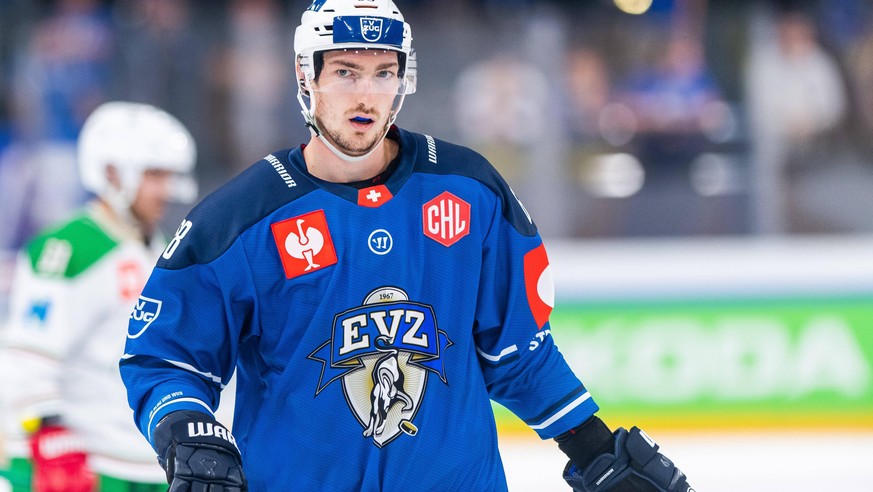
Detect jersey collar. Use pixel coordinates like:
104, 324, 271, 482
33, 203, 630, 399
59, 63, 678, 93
287, 126, 418, 207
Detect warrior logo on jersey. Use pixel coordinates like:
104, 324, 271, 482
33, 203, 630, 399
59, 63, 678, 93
271, 210, 338, 279
308, 287, 453, 447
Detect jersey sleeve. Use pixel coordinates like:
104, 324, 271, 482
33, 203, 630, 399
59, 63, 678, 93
120, 226, 256, 446
473, 189, 599, 440
0, 220, 117, 427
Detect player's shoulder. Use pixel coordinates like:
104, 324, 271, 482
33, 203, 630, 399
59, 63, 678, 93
399, 128, 491, 174
158, 149, 318, 269
25, 213, 118, 278
399, 129, 536, 236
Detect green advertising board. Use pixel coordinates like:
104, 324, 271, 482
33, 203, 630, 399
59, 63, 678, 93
495, 296, 873, 434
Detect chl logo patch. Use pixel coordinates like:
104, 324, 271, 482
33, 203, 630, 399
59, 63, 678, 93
308, 287, 453, 448
271, 210, 337, 279
523, 244, 554, 329
422, 192, 470, 247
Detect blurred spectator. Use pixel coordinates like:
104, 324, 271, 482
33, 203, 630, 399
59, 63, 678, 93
218, 0, 298, 172
563, 46, 613, 144
455, 53, 550, 146
453, 53, 550, 181
1, 0, 112, 252
115, 0, 218, 193
745, 10, 848, 233
561, 45, 629, 236
12, 0, 113, 143
611, 28, 730, 187
617, 30, 726, 138
849, 26, 873, 148
589, 28, 737, 236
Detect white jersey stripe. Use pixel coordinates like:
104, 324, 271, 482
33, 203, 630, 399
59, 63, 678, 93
146, 397, 213, 441
529, 392, 591, 430
165, 359, 225, 386
475, 344, 518, 362
121, 355, 225, 386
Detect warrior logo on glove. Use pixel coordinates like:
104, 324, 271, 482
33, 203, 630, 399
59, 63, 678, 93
308, 287, 453, 447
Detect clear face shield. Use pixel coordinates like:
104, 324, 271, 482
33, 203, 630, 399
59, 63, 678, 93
296, 47, 417, 161
302, 48, 417, 96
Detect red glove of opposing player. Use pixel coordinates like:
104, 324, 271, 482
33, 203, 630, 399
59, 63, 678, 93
29, 425, 96, 492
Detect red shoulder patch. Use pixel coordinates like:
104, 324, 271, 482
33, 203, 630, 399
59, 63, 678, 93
523, 244, 554, 329
271, 210, 337, 279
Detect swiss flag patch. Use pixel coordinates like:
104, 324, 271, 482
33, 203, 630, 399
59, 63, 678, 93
358, 185, 392, 207
271, 210, 337, 279
523, 244, 554, 329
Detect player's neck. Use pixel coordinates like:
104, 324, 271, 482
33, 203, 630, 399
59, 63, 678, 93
92, 199, 153, 243
303, 137, 398, 184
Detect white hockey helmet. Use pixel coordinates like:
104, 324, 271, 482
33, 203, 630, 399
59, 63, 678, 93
78, 101, 197, 213
293, 0, 417, 161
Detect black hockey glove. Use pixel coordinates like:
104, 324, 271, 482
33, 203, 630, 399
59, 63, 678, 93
153, 410, 247, 492
557, 417, 693, 492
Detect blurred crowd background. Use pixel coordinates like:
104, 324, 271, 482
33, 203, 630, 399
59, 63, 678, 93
1, 0, 873, 302
1, 2, 873, 486
2, 0, 873, 248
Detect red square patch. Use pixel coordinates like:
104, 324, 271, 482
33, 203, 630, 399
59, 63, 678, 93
271, 210, 337, 279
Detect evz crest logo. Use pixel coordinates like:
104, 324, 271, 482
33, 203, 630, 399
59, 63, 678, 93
360, 17, 384, 42
308, 287, 453, 447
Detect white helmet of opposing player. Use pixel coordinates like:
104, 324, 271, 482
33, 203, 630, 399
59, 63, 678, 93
78, 101, 197, 219
294, 0, 417, 162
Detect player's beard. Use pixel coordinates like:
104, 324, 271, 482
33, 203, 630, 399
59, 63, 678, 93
326, 125, 384, 156
316, 103, 389, 157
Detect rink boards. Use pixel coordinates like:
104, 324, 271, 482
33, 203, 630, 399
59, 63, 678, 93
494, 236, 873, 434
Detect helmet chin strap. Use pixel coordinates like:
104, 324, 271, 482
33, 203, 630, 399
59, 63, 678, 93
297, 87, 406, 164
314, 124, 388, 163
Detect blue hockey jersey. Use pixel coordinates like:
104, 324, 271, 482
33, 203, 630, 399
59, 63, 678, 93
121, 128, 599, 491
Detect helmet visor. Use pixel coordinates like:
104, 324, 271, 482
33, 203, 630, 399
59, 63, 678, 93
309, 49, 415, 95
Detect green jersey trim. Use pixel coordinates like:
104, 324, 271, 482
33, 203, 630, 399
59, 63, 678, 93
26, 215, 120, 279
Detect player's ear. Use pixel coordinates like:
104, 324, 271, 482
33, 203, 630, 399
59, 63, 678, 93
105, 164, 122, 191
295, 56, 310, 97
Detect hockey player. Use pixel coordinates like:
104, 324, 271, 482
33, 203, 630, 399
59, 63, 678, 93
120, 1, 694, 491
0, 101, 196, 492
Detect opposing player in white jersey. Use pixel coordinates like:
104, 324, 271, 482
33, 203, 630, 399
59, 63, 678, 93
0, 102, 196, 492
